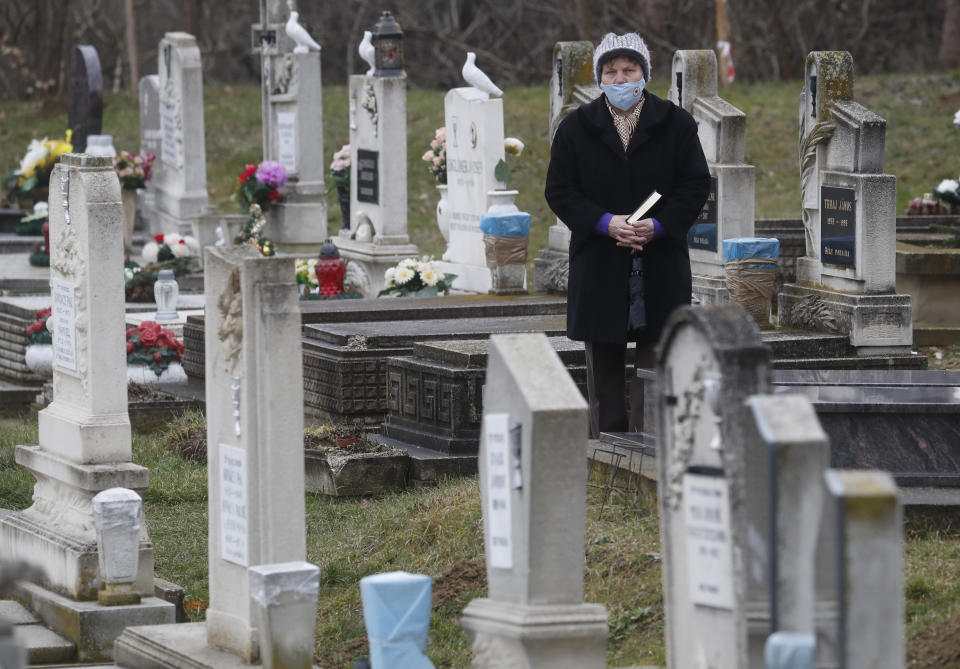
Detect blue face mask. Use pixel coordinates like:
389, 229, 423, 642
601, 80, 646, 111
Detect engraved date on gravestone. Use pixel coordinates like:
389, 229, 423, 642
357, 149, 379, 204
683, 470, 734, 610
483, 412, 513, 570
688, 176, 718, 252
821, 186, 855, 268
219, 443, 248, 566
52, 278, 78, 373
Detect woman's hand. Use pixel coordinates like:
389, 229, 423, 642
609, 215, 654, 250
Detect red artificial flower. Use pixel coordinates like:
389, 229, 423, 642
126, 327, 138, 338
267, 189, 280, 202
126, 341, 135, 353
139, 328, 157, 348
154, 233, 165, 243
154, 352, 162, 361
36, 307, 51, 319
239, 164, 258, 184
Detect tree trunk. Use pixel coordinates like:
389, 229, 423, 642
939, 0, 960, 69
124, 0, 138, 91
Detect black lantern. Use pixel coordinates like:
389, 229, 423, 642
371, 11, 404, 76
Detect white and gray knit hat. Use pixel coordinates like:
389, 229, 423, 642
593, 32, 651, 84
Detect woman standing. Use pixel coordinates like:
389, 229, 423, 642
545, 32, 710, 438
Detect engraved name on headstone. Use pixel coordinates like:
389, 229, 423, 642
820, 185, 855, 268
356, 149, 379, 204
689, 176, 719, 251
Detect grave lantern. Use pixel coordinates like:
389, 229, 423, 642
371, 11, 404, 76
316, 239, 346, 297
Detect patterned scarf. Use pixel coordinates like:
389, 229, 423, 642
605, 94, 645, 150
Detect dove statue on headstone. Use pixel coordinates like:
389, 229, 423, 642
462, 52, 503, 97
285, 11, 321, 54
359, 30, 375, 76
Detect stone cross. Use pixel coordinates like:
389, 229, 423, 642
668, 50, 755, 305
461, 333, 607, 668
137, 74, 161, 232
0, 154, 153, 600
533, 40, 598, 295
68, 45, 103, 154
655, 304, 770, 668
435, 83, 508, 293
778, 51, 911, 351
254, 0, 327, 253
153, 32, 209, 236
336, 17, 418, 296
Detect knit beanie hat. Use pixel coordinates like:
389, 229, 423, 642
593, 32, 651, 84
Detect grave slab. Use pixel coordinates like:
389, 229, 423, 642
14, 624, 75, 665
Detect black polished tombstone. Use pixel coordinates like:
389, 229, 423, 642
68, 45, 103, 154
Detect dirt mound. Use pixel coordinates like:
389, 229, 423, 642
909, 612, 960, 668
432, 558, 487, 611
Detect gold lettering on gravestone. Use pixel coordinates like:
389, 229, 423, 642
820, 185, 856, 268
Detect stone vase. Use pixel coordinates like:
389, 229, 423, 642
127, 361, 188, 385
24, 343, 54, 379
121, 188, 137, 258
486, 188, 520, 213
436, 184, 451, 242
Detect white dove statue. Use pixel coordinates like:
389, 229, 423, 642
462, 52, 502, 97
285, 11, 321, 54
359, 30, 375, 75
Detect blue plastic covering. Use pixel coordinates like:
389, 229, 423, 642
722, 237, 780, 261
764, 632, 816, 669
360, 571, 435, 669
479, 211, 531, 237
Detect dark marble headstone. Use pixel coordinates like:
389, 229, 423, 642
68, 45, 103, 154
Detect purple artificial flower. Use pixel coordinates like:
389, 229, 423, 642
255, 160, 288, 188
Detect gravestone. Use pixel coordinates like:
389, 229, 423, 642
817, 470, 904, 668
138, 74, 161, 231
460, 333, 607, 668
337, 13, 418, 295
778, 52, 912, 352
0, 155, 173, 660
532, 40, 598, 294
655, 304, 770, 668
152, 32, 209, 236
668, 50, 755, 305
254, 1, 327, 253
68, 45, 103, 154
435, 78, 509, 293
115, 246, 308, 665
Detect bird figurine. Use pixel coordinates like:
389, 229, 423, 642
359, 30, 375, 75
285, 11, 321, 54
461, 52, 502, 97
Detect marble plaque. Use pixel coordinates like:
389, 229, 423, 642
483, 412, 513, 569
219, 443, 249, 566
688, 176, 718, 251
357, 149, 379, 204
276, 111, 297, 174
51, 278, 77, 373
821, 185, 855, 268
683, 470, 734, 610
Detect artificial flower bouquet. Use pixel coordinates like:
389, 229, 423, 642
234, 203, 275, 256
378, 256, 456, 297
114, 150, 156, 190
494, 136, 525, 184
126, 321, 184, 377
25, 307, 52, 345
933, 178, 960, 211
906, 193, 948, 216
421, 127, 446, 184
4, 130, 73, 205
295, 258, 319, 294
329, 144, 351, 191
141, 233, 200, 265
235, 160, 287, 212
126, 233, 200, 302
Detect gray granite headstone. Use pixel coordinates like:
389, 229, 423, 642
68, 45, 103, 154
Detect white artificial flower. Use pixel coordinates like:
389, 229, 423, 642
504, 137, 525, 157
19, 139, 49, 174
421, 268, 439, 287
395, 266, 415, 285
141, 241, 159, 264
170, 241, 191, 258
418, 260, 435, 276
399, 257, 418, 270
163, 232, 183, 247
183, 235, 200, 254
954, 109, 960, 127
33, 201, 48, 216
935, 179, 960, 195
384, 266, 397, 286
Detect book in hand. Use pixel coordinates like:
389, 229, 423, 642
627, 191, 661, 223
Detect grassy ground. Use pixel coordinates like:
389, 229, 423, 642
3, 401, 960, 668
2, 71, 959, 268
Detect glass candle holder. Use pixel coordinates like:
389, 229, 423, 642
154, 269, 179, 321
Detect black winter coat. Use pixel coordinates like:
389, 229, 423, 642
545, 92, 710, 344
